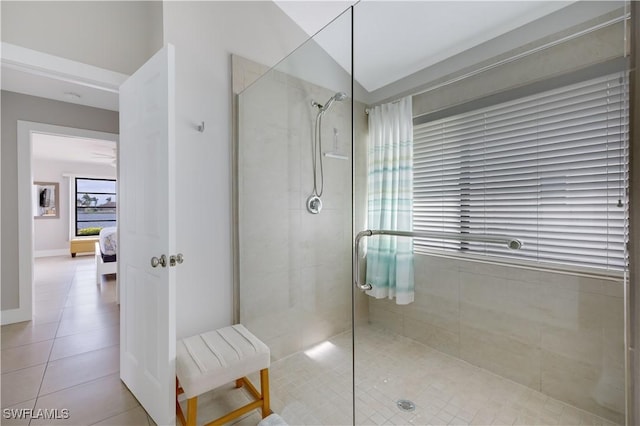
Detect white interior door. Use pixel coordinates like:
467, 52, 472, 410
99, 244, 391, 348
119, 44, 176, 426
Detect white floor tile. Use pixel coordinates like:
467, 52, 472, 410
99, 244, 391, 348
1, 257, 132, 426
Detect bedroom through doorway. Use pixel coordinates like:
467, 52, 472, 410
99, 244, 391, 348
14, 122, 119, 326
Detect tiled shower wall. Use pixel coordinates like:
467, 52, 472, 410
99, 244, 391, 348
368, 254, 625, 424
237, 61, 366, 360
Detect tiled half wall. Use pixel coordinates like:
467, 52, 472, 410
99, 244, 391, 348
368, 254, 625, 424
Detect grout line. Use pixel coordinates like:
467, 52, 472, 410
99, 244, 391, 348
0, 335, 57, 351
86, 404, 144, 426
47, 337, 120, 363
0, 359, 50, 375
53, 319, 120, 340
34, 357, 120, 399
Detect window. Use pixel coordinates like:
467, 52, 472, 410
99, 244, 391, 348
75, 178, 117, 236
413, 72, 628, 272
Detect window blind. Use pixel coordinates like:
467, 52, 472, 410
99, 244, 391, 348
413, 72, 629, 272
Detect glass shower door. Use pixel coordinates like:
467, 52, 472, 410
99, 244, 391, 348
352, 1, 630, 425
236, 8, 354, 425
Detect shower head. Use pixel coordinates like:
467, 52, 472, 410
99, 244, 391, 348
319, 92, 348, 113
333, 92, 348, 101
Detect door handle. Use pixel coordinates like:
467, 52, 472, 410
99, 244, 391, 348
151, 255, 167, 268
169, 253, 184, 267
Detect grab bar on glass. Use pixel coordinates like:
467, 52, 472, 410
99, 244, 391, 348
353, 229, 523, 291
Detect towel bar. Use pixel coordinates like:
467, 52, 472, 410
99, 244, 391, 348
353, 229, 522, 291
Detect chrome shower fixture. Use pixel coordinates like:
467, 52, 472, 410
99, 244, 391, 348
307, 91, 348, 215
320, 91, 348, 113
311, 92, 348, 114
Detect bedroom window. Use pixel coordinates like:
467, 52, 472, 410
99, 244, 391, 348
412, 71, 629, 272
75, 177, 117, 236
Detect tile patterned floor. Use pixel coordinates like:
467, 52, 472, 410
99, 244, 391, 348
263, 327, 623, 426
3, 256, 624, 425
1, 256, 154, 426
191, 326, 623, 425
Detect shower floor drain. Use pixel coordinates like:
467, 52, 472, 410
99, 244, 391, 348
396, 399, 416, 412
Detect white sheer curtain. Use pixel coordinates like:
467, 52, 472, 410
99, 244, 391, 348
365, 96, 414, 304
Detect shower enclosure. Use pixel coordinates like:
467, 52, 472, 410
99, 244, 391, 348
235, 2, 632, 425
234, 10, 357, 424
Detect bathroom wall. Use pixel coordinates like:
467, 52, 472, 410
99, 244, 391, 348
1, 1, 163, 75
411, 17, 625, 120
372, 2, 625, 107
238, 67, 352, 360
368, 256, 625, 423
162, 1, 310, 338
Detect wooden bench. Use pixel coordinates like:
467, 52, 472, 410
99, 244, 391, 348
70, 237, 99, 257
176, 324, 271, 426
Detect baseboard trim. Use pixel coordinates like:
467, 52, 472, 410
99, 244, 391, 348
35, 249, 69, 258
1, 307, 31, 325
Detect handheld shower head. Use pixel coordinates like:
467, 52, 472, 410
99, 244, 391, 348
333, 92, 348, 101
319, 92, 348, 113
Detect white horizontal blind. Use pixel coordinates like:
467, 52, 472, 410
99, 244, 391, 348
413, 72, 629, 271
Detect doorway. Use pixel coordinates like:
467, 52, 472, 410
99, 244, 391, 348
14, 121, 118, 324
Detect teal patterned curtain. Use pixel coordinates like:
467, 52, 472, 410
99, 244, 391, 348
365, 96, 414, 304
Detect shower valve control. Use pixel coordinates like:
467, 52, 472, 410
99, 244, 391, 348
306, 195, 323, 214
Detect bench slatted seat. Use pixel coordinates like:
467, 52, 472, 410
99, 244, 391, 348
176, 324, 271, 426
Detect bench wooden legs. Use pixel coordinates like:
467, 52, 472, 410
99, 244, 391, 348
176, 378, 197, 426
176, 368, 271, 426
176, 378, 188, 426
260, 368, 270, 419
186, 398, 198, 426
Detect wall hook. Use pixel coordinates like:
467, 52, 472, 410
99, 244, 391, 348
197, 121, 205, 133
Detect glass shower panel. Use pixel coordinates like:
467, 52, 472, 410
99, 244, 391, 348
353, 1, 629, 425
236, 8, 354, 425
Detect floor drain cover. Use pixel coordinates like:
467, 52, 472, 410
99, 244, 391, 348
396, 399, 416, 412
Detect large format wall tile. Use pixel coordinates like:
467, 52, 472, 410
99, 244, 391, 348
541, 325, 602, 366
460, 322, 541, 389
239, 63, 356, 361
541, 350, 624, 424
403, 315, 459, 357
460, 301, 540, 347
369, 299, 404, 335
405, 291, 459, 333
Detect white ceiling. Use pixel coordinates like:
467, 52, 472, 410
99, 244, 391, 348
2, 1, 606, 112
32, 133, 117, 166
274, 1, 355, 36
1, 43, 125, 111
276, 1, 575, 93
2, 65, 120, 111
354, 1, 575, 92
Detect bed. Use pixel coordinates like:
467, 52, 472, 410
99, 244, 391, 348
95, 226, 117, 284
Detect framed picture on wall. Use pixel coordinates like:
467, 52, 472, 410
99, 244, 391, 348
34, 181, 59, 219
